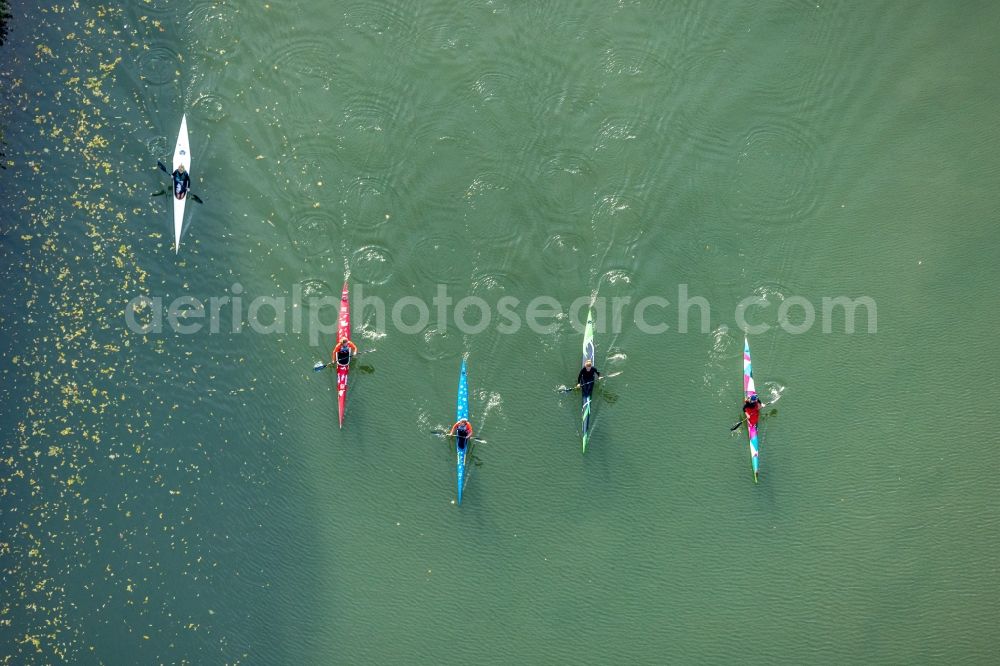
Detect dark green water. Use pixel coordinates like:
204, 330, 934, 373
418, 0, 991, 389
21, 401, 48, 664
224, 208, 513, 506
2, 1, 999, 663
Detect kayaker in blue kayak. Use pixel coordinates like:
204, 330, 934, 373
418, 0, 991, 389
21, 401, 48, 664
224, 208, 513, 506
335, 337, 358, 366
172, 164, 190, 199
450, 418, 473, 450
577, 358, 601, 399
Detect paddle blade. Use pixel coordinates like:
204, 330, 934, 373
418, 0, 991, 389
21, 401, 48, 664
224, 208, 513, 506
151, 189, 166, 197
313, 361, 328, 372
730, 421, 743, 431
157, 160, 169, 174
190, 193, 204, 204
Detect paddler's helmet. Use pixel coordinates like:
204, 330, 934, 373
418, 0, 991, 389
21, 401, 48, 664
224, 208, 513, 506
749, 394, 758, 403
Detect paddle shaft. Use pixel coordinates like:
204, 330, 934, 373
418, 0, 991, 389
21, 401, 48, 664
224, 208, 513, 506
431, 430, 487, 445
313, 348, 372, 371
731, 405, 768, 431
560, 374, 610, 393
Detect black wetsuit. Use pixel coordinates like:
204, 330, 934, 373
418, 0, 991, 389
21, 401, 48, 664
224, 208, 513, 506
336, 345, 352, 366
577, 366, 601, 399
173, 169, 190, 198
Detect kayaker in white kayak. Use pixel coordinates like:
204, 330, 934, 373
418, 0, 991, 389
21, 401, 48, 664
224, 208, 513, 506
450, 418, 474, 450
154, 161, 203, 203
172, 163, 190, 199
576, 358, 601, 399
335, 337, 358, 366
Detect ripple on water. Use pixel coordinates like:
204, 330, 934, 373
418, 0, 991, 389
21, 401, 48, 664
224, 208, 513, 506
188, 1, 242, 59
671, 229, 735, 284
673, 99, 735, 167
190, 91, 228, 123
471, 70, 523, 105
343, 0, 415, 38
399, 107, 479, 174
595, 266, 639, 313
286, 210, 337, 260
146, 135, 169, 159
703, 324, 736, 401
416, 325, 459, 362
405, 231, 466, 286
341, 176, 400, 232
405, 18, 473, 67
594, 113, 643, 157
735, 279, 812, 332
669, 3, 744, 83
267, 35, 339, 83
533, 148, 600, 220
337, 130, 397, 173
462, 171, 532, 249
601, 39, 674, 80
351, 244, 395, 286
592, 190, 646, 249
541, 231, 589, 276
300, 278, 334, 304
533, 84, 600, 128
752, 0, 856, 108
599, 267, 635, 289
342, 86, 408, 134
470, 267, 524, 302
276, 135, 342, 206
725, 119, 821, 227
138, 44, 180, 86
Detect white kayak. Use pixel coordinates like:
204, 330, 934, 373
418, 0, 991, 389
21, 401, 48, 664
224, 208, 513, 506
172, 114, 191, 253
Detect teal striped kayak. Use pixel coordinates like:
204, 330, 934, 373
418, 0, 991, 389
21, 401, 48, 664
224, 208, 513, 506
581, 310, 595, 453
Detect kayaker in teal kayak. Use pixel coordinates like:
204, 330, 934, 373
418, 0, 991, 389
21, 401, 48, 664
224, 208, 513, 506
576, 359, 601, 399
742, 393, 765, 426
450, 418, 474, 450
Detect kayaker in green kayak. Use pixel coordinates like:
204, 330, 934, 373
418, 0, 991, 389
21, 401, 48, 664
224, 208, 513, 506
577, 358, 601, 399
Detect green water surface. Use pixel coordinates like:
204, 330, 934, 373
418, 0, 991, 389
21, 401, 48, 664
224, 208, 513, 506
2, 1, 999, 663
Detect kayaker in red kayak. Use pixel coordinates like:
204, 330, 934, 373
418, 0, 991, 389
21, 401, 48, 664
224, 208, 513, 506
577, 358, 602, 399
334, 337, 358, 366
742, 393, 765, 426
450, 418, 473, 450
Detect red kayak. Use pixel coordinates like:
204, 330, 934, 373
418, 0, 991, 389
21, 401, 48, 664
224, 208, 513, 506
331, 281, 351, 428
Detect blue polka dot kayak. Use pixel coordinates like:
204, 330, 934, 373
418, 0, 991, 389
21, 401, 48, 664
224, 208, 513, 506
743, 337, 761, 482
455, 358, 470, 504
